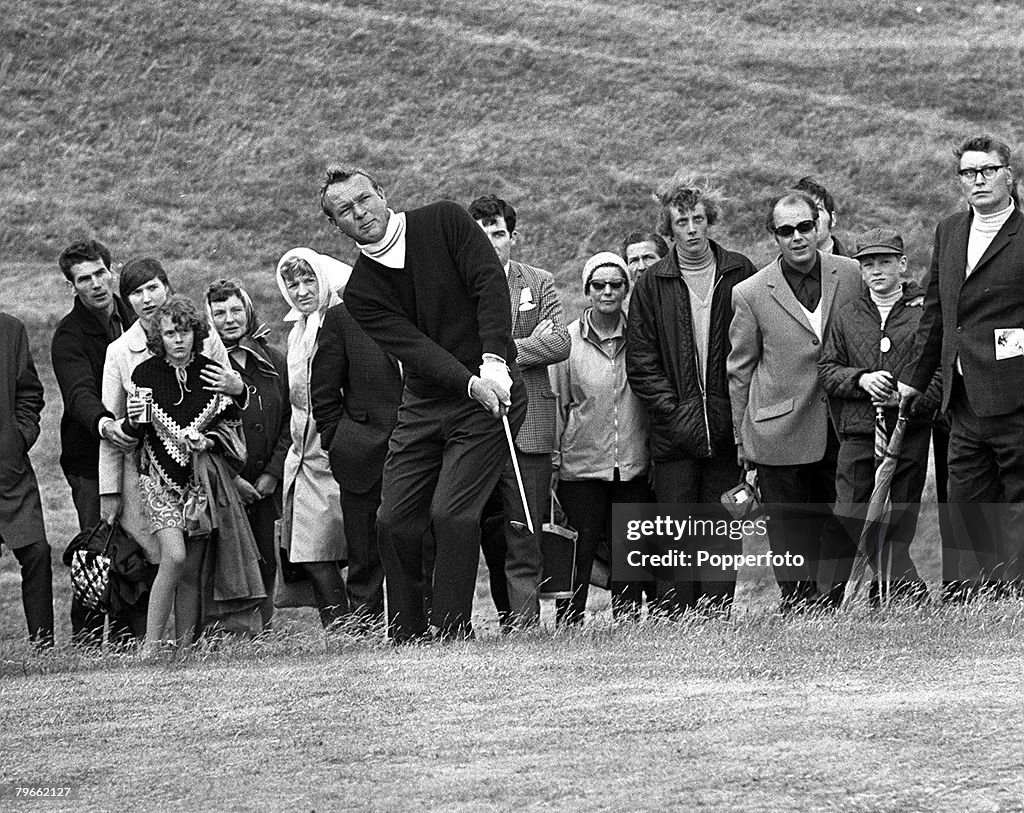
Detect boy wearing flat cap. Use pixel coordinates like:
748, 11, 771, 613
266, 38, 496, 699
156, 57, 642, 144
818, 228, 940, 604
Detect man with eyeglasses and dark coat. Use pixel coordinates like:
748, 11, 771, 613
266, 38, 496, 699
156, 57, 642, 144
898, 134, 1024, 600
727, 191, 861, 612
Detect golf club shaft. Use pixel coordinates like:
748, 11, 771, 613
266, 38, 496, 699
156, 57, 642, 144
502, 414, 535, 535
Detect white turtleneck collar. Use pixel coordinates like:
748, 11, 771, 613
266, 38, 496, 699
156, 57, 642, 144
870, 285, 902, 328
967, 202, 1015, 274
359, 209, 407, 269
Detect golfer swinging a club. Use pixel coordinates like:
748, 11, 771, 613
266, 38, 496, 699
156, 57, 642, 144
320, 165, 526, 643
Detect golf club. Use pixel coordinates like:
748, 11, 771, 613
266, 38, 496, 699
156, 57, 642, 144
502, 413, 535, 535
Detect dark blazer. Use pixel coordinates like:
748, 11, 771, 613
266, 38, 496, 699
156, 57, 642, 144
0, 312, 46, 548
311, 303, 404, 495
51, 295, 136, 478
904, 207, 1024, 416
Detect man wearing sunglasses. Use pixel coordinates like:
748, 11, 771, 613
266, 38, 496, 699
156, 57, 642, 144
728, 191, 861, 612
898, 134, 1024, 600
626, 182, 756, 614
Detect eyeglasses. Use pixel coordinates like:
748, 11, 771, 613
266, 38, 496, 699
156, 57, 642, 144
772, 220, 817, 239
957, 165, 1006, 182
589, 280, 626, 291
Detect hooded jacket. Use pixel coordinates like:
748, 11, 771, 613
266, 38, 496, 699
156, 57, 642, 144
625, 240, 756, 462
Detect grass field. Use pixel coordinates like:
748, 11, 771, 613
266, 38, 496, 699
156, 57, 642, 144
3, 606, 1024, 811
4, 0, 1024, 809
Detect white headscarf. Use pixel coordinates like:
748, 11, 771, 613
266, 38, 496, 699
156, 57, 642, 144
275, 247, 352, 360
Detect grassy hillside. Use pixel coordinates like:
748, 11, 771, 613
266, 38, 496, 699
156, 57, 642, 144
1, 0, 1022, 642
4, 0, 1023, 285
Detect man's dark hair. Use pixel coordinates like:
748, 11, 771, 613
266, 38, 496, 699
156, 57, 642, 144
657, 184, 722, 237
144, 295, 209, 358
319, 164, 383, 223
954, 134, 1020, 208
955, 133, 1012, 166
468, 195, 517, 234
119, 257, 172, 302
764, 191, 819, 233
793, 176, 836, 216
620, 231, 669, 261
58, 240, 112, 281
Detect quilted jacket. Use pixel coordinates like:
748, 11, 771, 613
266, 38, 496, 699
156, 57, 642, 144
819, 280, 942, 435
626, 241, 756, 462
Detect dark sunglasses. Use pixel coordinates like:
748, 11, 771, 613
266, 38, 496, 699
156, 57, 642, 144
589, 279, 626, 291
773, 219, 817, 239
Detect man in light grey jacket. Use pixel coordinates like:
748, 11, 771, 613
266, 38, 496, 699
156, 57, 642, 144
728, 191, 861, 611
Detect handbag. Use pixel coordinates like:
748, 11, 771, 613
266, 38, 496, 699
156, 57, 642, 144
183, 453, 213, 537
539, 489, 578, 599
63, 521, 116, 612
183, 487, 212, 537
721, 471, 762, 520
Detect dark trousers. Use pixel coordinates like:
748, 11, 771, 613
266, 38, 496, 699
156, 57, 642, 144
376, 385, 526, 641
757, 427, 854, 609
245, 494, 279, 627
3, 537, 54, 647
932, 414, 964, 598
832, 423, 930, 598
555, 473, 654, 625
340, 483, 386, 620
245, 494, 279, 594
66, 473, 144, 646
479, 451, 550, 629
653, 449, 741, 613
945, 376, 1024, 589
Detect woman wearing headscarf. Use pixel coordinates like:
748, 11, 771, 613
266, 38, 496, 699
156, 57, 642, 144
550, 252, 654, 626
276, 247, 351, 628
207, 278, 290, 629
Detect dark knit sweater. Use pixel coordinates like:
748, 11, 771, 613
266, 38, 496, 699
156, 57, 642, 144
343, 200, 517, 399
128, 353, 239, 494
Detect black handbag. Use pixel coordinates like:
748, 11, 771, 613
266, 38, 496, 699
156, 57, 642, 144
62, 521, 116, 612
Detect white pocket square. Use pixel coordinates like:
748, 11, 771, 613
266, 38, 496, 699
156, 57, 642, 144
518, 287, 536, 311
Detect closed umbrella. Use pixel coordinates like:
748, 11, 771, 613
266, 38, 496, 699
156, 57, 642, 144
843, 403, 908, 607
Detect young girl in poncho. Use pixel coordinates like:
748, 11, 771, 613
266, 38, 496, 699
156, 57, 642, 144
125, 295, 243, 657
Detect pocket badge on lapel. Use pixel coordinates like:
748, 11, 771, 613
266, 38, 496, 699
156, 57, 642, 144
519, 287, 537, 312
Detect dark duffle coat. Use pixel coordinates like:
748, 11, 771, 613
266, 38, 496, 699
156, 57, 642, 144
0, 312, 46, 549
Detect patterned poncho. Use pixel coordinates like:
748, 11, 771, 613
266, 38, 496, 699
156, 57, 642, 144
129, 353, 240, 494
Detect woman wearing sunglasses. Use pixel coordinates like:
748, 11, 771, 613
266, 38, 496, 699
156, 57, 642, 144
550, 252, 653, 625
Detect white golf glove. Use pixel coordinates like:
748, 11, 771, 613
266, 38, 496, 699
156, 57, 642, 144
479, 353, 512, 397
